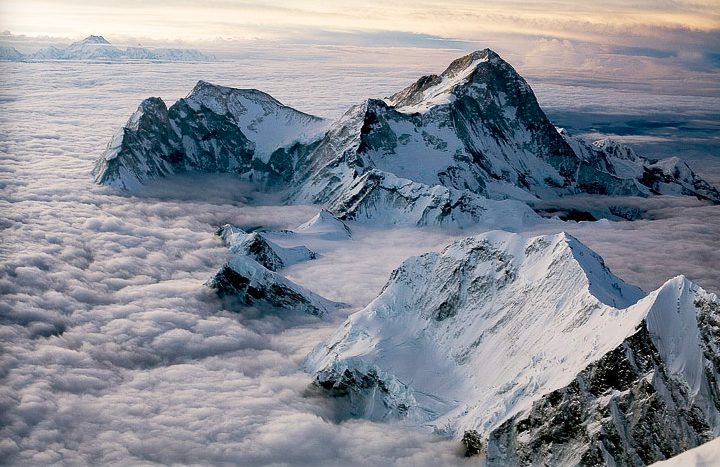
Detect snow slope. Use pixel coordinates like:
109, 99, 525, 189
650, 438, 720, 466
294, 209, 353, 240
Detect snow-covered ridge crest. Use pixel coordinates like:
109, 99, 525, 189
307, 231, 720, 464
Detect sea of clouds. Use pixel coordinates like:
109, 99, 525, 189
0, 56, 718, 465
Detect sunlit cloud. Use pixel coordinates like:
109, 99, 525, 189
1, 0, 718, 46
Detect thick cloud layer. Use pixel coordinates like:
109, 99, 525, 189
0, 59, 718, 465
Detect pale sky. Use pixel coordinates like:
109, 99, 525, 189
1, 0, 718, 47
2, 0, 718, 95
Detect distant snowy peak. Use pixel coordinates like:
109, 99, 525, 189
17, 35, 214, 62
71, 35, 111, 46
92, 80, 329, 190
0, 46, 24, 61
307, 231, 720, 464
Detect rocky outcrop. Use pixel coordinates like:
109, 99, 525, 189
206, 255, 337, 316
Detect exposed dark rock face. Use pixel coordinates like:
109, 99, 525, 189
486, 322, 720, 466
462, 430, 485, 457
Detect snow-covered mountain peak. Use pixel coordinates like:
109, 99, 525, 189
71, 35, 111, 46
181, 79, 329, 160
387, 48, 526, 114
187, 80, 282, 109
307, 231, 720, 462
93, 80, 331, 189
294, 209, 352, 239
437, 231, 644, 308
440, 48, 500, 78
217, 224, 317, 271
95, 50, 720, 214
206, 254, 339, 316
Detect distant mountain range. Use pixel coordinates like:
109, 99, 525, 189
0, 35, 214, 62
92, 49, 719, 227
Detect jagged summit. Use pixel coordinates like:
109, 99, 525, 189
206, 254, 338, 316
72, 35, 111, 46
386, 48, 527, 113
441, 48, 501, 76
307, 231, 720, 464
217, 224, 317, 271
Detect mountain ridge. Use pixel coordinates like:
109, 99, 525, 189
92, 49, 720, 226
